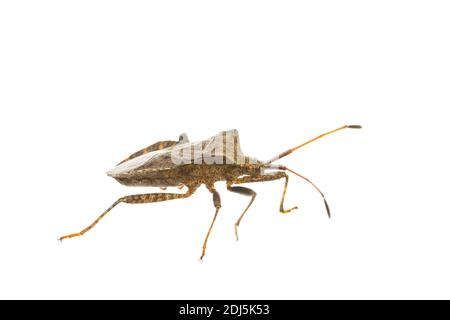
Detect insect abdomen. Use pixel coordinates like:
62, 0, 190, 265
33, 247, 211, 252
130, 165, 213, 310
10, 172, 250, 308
113, 176, 181, 187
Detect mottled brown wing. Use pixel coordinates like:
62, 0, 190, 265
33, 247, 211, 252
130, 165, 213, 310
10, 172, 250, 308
116, 133, 189, 165
155, 129, 248, 166
195, 129, 246, 164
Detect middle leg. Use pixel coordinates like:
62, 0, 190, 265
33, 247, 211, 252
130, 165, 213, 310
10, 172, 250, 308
226, 183, 256, 241
200, 184, 222, 260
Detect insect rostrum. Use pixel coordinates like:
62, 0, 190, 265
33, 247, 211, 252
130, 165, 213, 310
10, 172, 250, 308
59, 125, 361, 260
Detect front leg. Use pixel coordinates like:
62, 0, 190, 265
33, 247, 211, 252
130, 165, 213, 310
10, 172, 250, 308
226, 172, 298, 241
230, 172, 298, 214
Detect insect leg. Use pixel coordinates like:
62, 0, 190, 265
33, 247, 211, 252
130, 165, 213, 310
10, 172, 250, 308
225, 183, 256, 241
231, 172, 298, 214
200, 185, 222, 260
59, 186, 198, 241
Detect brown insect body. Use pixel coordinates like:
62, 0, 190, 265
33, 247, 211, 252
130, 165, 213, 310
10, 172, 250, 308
107, 129, 263, 188
60, 126, 361, 260
111, 163, 261, 188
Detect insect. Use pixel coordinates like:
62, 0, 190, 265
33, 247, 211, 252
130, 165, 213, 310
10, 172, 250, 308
59, 125, 361, 259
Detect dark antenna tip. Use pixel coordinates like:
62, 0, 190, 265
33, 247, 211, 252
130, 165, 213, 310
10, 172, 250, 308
324, 198, 331, 219
347, 125, 362, 129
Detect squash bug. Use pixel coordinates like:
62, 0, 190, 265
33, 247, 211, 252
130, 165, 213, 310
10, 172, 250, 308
59, 125, 362, 259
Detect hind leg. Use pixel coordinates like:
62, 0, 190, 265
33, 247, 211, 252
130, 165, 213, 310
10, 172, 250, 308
59, 186, 198, 241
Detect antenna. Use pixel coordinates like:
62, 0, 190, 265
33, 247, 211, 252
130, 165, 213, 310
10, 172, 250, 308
268, 164, 331, 218
267, 125, 362, 164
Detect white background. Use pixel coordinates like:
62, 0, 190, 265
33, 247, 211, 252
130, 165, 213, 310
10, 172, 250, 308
1, 1, 449, 299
